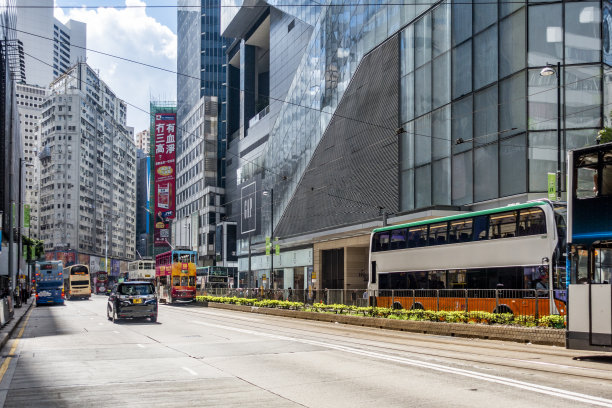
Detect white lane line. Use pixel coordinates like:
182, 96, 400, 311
137, 344, 144, 348
192, 319, 612, 408
98, 323, 103, 326
181, 367, 197, 376
113, 330, 120, 334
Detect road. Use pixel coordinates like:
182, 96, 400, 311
0, 296, 610, 407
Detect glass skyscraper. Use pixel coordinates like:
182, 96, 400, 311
222, 1, 611, 290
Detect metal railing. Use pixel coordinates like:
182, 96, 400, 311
196, 288, 566, 317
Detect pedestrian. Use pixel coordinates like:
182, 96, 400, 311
324, 288, 328, 304
351, 290, 357, 306
288, 287, 293, 301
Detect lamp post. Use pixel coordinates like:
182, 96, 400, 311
540, 62, 562, 201
263, 188, 274, 289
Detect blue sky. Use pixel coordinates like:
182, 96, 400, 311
54, 0, 178, 133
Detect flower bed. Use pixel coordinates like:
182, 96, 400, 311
195, 296, 566, 329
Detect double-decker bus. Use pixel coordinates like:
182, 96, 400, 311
127, 260, 155, 282
92, 271, 109, 294
368, 200, 567, 316
567, 142, 612, 351
34, 260, 64, 305
155, 250, 197, 303
63, 264, 91, 300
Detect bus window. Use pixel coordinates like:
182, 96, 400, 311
390, 228, 407, 250
448, 270, 466, 289
570, 247, 589, 284
172, 276, 180, 286
473, 215, 488, 241
181, 276, 188, 286
173, 253, 179, 263
189, 276, 195, 286
518, 208, 546, 236
489, 211, 516, 239
429, 222, 448, 246
373, 232, 390, 251
408, 226, 427, 247
451, 219, 473, 242
593, 248, 612, 284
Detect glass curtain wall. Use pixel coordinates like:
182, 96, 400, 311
400, 0, 603, 210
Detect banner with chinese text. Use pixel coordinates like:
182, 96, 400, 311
154, 113, 176, 247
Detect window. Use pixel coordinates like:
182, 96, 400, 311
450, 218, 473, 242
408, 226, 428, 247
390, 228, 407, 250
518, 208, 546, 236
473, 215, 488, 240
429, 222, 449, 245
372, 232, 390, 251
489, 211, 517, 239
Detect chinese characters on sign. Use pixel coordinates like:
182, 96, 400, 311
154, 113, 177, 247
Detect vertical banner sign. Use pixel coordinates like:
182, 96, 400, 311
23, 204, 30, 228
154, 113, 176, 247
265, 237, 271, 256
547, 172, 557, 201
275, 237, 280, 256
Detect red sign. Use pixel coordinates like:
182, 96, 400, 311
154, 113, 176, 247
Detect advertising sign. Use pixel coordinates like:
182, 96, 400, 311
56, 251, 75, 267
241, 181, 257, 234
547, 172, 557, 201
111, 259, 120, 276
154, 113, 176, 247
23, 204, 30, 228
77, 253, 90, 266
89, 256, 100, 272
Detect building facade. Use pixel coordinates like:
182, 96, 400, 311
175, 0, 233, 266
136, 148, 151, 257
39, 62, 136, 262
15, 83, 47, 240
222, 1, 611, 290
0, 0, 25, 289
16, 0, 86, 87
135, 129, 150, 154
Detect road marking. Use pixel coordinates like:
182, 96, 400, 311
137, 344, 144, 348
192, 319, 612, 408
0, 308, 34, 382
113, 331, 120, 334
181, 366, 197, 376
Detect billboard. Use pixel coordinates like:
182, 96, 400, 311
154, 113, 176, 247
89, 256, 100, 272
78, 253, 90, 266
111, 259, 120, 276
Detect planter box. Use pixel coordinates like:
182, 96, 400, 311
195, 301, 565, 346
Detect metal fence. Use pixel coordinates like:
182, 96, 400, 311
196, 288, 566, 317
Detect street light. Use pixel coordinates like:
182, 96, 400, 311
262, 188, 274, 288
540, 61, 562, 201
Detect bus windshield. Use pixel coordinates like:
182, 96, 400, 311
71, 266, 88, 275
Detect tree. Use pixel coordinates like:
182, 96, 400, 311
598, 127, 612, 144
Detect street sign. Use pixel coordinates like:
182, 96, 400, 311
547, 172, 557, 201
275, 237, 279, 255
265, 237, 271, 255
24, 204, 30, 228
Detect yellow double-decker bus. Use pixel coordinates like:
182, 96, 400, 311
155, 250, 196, 303
63, 264, 91, 300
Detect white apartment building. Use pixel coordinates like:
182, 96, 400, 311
16, 0, 86, 87
38, 63, 136, 260
15, 83, 47, 239
174, 96, 224, 264
134, 129, 150, 154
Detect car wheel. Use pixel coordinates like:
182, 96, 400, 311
112, 308, 118, 323
150, 314, 157, 323
107, 306, 112, 321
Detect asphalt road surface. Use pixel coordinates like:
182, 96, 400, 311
0, 295, 610, 407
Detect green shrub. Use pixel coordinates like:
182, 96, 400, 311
538, 314, 566, 328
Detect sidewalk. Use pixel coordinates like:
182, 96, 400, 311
0, 300, 33, 352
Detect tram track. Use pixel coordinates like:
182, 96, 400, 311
160, 303, 612, 383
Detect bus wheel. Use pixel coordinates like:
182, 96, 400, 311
392, 302, 403, 310
410, 303, 424, 310
493, 305, 513, 314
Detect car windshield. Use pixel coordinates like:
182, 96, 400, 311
118, 284, 154, 296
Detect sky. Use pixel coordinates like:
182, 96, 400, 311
54, 0, 178, 133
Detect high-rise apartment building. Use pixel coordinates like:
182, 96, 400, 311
222, 2, 610, 290
175, 0, 233, 265
39, 63, 136, 261
16, 83, 47, 240
135, 129, 150, 154
16, 0, 86, 87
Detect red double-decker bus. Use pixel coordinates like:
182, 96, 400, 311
155, 250, 197, 303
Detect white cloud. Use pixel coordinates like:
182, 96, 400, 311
55, 0, 177, 133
